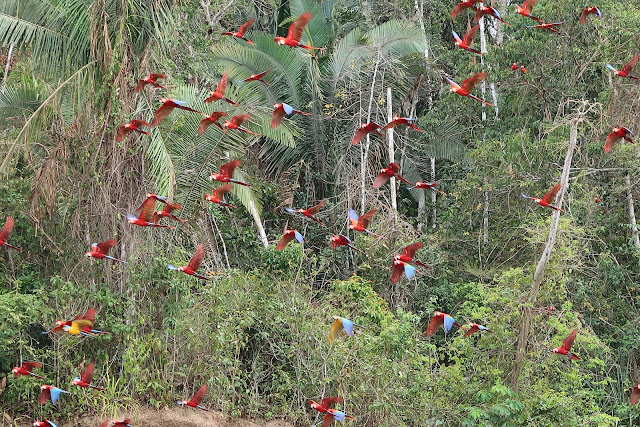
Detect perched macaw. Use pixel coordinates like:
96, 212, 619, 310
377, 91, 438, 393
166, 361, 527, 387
73, 362, 105, 390
127, 197, 176, 229
452, 26, 482, 55
382, 116, 423, 132
204, 73, 238, 104
178, 384, 211, 411
511, 62, 518, 71
33, 421, 58, 427
526, 21, 564, 33
205, 184, 237, 208
521, 182, 563, 212
271, 103, 310, 128
425, 311, 461, 336
515, 0, 543, 22
594, 196, 608, 215
155, 202, 187, 223
391, 259, 417, 283
631, 383, 640, 405
463, 322, 492, 337
135, 73, 166, 93
549, 329, 580, 360
100, 419, 132, 427
209, 160, 251, 186
330, 235, 362, 253
198, 112, 227, 135
241, 69, 270, 84
116, 119, 150, 141
447, 73, 493, 106
276, 229, 304, 251
284, 200, 326, 226
274, 12, 319, 49
579, 7, 602, 24
606, 55, 639, 80
43, 307, 96, 335
328, 316, 363, 344
348, 209, 383, 238
38, 385, 70, 406
310, 396, 344, 414
451, 0, 484, 19
407, 181, 446, 195
0, 216, 22, 251
473, 5, 510, 25
520, 65, 527, 73
604, 126, 634, 153
395, 242, 428, 268
222, 114, 260, 135
373, 162, 410, 189
86, 240, 121, 262
221, 19, 255, 44
167, 244, 210, 281
323, 409, 356, 426
150, 98, 203, 127
12, 362, 45, 379
351, 122, 383, 145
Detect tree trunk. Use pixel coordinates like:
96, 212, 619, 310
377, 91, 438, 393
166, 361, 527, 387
431, 157, 436, 229
2, 44, 13, 87
483, 177, 489, 247
361, 53, 381, 211
511, 118, 578, 391
387, 87, 397, 220
248, 199, 269, 248
626, 174, 640, 250
415, 0, 433, 109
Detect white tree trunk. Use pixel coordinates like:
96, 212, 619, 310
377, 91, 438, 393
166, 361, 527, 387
361, 54, 381, 211
626, 174, 640, 250
431, 157, 436, 229
248, 199, 269, 248
387, 87, 397, 219
2, 44, 14, 87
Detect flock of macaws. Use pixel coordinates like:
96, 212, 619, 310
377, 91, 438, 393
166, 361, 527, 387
5, 1, 640, 426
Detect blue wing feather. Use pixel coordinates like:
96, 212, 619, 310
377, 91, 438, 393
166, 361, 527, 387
282, 103, 294, 115
340, 317, 355, 336
443, 315, 456, 333
404, 263, 416, 280
348, 209, 359, 221
294, 231, 304, 243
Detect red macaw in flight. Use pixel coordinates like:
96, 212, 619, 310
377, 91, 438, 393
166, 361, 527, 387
348, 209, 383, 238
407, 181, 446, 195
100, 419, 132, 427
425, 311, 461, 336
549, 329, 580, 360
447, 73, 493, 106
274, 12, 319, 49
39, 385, 70, 406
135, 73, 166, 93
33, 421, 58, 427
136, 193, 169, 210
521, 182, 563, 211
462, 322, 492, 337
330, 235, 363, 253
276, 229, 304, 250
0, 216, 21, 251
43, 307, 95, 335
241, 69, 270, 84
391, 259, 418, 283
310, 396, 344, 414
167, 244, 210, 281
60, 306, 109, 337
85, 240, 121, 262
155, 202, 187, 223
198, 112, 227, 135
12, 362, 45, 379
178, 384, 211, 411
451, 0, 484, 19
271, 103, 311, 128
452, 26, 482, 55
515, 0, 543, 22
606, 55, 639, 80
284, 200, 326, 226
150, 98, 203, 127
222, 114, 260, 135
352, 122, 383, 145
383, 116, 423, 132
604, 126, 634, 153
328, 316, 363, 343
116, 119, 150, 141
395, 242, 428, 268
473, 5, 510, 25
526, 21, 564, 33
221, 19, 255, 44
127, 197, 176, 229
580, 7, 602, 24
373, 162, 410, 189
205, 184, 237, 208
631, 383, 640, 405
209, 160, 251, 186
73, 362, 105, 390
204, 73, 238, 105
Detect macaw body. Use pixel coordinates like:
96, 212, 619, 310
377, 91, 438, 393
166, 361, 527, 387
116, 119, 150, 141
150, 98, 203, 127
373, 162, 410, 189
426, 311, 461, 336
451, 0, 484, 19
328, 316, 358, 343
447, 73, 493, 106
391, 259, 417, 283
604, 127, 634, 153
242, 69, 270, 84
473, 6, 510, 25
33, 421, 58, 427
135, 73, 166, 92
452, 26, 482, 55
594, 197, 608, 215
178, 384, 211, 411
382, 116, 423, 132
128, 196, 176, 228
43, 308, 96, 335
167, 243, 210, 281
73, 362, 105, 390
521, 182, 563, 211
515, 0, 543, 22
39, 385, 71, 406
550, 329, 580, 360
520, 65, 527, 73
209, 160, 251, 186
631, 383, 640, 405
348, 209, 383, 238
222, 114, 260, 135
526, 21, 564, 33
330, 235, 362, 253
276, 229, 304, 250
198, 112, 227, 135
395, 242, 428, 268
274, 12, 319, 49
310, 396, 344, 414
463, 322, 491, 337
205, 184, 237, 208
284, 200, 326, 226
12, 362, 45, 379
352, 122, 383, 145
86, 239, 121, 262
579, 7, 602, 24
606, 55, 639, 80
204, 72, 238, 104
0, 216, 22, 252
511, 62, 518, 71
271, 103, 310, 128
155, 202, 187, 223
407, 181, 446, 195
221, 19, 255, 44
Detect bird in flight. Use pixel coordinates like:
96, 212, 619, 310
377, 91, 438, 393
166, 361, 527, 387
521, 182, 563, 212
549, 329, 580, 360
221, 19, 255, 44
0, 216, 22, 252
274, 12, 319, 50
135, 73, 166, 92
85, 240, 121, 262
606, 55, 639, 80
167, 244, 210, 281
178, 384, 211, 411
447, 73, 493, 106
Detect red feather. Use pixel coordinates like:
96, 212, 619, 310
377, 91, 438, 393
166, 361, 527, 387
187, 244, 205, 272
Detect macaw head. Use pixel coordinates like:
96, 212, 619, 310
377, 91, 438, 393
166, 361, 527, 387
177, 400, 186, 406
85, 252, 93, 258
177, 266, 185, 272
72, 377, 81, 385
274, 37, 286, 45
309, 400, 320, 409
11, 367, 18, 375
